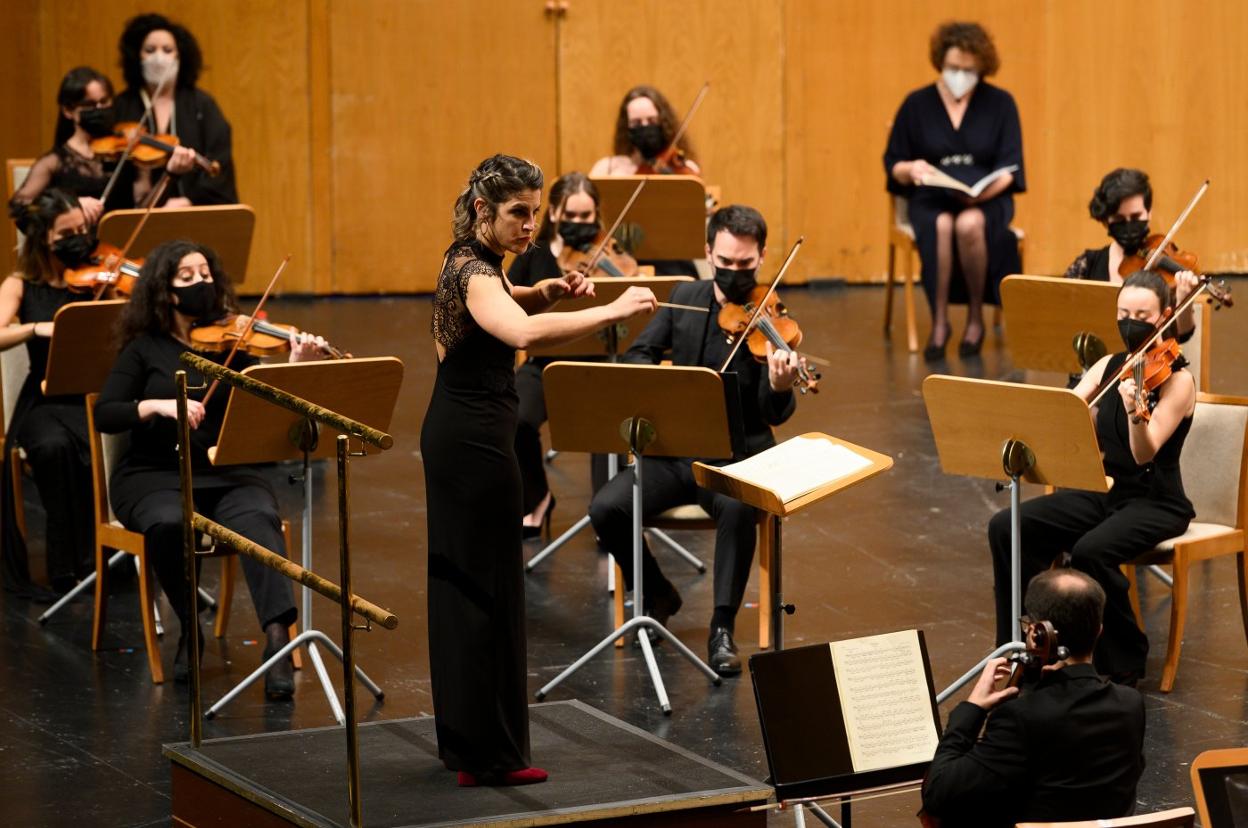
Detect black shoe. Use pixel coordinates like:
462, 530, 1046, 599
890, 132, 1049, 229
522, 495, 556, 540
263, 622, 295, 700
173, 622, 205, 684
708, 626, 741, 676
923, 328, 950, 362
647, 581, 683, 628
958, 327, 985, 357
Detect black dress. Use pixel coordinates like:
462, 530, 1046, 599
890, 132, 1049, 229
988, 353, 1194, 676
0, 281, 94, 596
112, 87, 238, 206
94, 334, 295, 630
507, 245, 560, 514
422, 240, 529, 774
884, 82, 1025, 307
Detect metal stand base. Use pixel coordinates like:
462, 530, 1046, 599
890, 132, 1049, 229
38, 550, 216, 628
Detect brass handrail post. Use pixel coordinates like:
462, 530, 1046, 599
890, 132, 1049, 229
176, 370, 204, 747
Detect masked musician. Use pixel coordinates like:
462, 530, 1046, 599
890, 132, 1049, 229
590, 85, 702, 177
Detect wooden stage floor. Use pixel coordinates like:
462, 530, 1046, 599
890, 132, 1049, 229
2, 284, 1246, 825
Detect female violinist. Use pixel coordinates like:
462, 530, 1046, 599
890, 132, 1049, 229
0, 190, 100, 599
94, 240, 326, 694
987, 270, 1196, 686
112, 13, 237, 208
1065, 168, 1198, 339
589, 85, 702, 177
884, 21, 1025, 360
423, 154, 656, 787
7, 66, 194, 224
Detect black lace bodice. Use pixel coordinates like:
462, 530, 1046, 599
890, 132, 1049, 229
9, 146, 110, 211
431, 240, 509, 355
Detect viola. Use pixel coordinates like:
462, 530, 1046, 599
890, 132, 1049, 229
1118, 234, 1198, 283
190, 313, 345, 360
91, 121, 221, 177
63, 241, 143, 295
718, 284, 820, 394
557, 229, 639, 278
1004, 620, 1068, 690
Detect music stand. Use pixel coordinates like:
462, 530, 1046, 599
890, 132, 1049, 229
922, 376, 1107, 703
592, 176, 707, 261
1000, 275, 1119, 375
534, 362, 728, 713
202, 357, 403, 722
98, 205, 255, 286
524, 276, 701, 577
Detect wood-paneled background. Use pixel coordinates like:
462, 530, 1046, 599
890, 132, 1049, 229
3, 0, 1246, 293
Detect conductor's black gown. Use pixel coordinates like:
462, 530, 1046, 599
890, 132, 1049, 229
421, 239, 529, 774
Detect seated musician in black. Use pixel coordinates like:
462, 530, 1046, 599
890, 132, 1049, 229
588, 205, 800, 675
1065, 167, 1197, 340
921, 569, 1145, 827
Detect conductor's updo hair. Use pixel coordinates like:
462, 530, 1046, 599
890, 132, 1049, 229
1120, 269, 1172, 312
1089, 168, 1152, 222
451, 154, 543, 243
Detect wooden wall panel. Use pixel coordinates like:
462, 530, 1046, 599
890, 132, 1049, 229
558, 0, 786, 271
327, 0, 559, 293
16, 0, 313, 292
1, 3, 46, 277
785, 0, 1248, 282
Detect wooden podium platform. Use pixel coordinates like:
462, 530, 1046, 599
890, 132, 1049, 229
165, 700, 768, 827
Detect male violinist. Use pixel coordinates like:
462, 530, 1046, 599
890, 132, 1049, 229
920, 569, 1145, 827
587, 204, 801, 675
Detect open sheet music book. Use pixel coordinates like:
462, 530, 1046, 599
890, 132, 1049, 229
750, 629, 941, 800
921, 164, 1018, 198
704, 433, 887, 510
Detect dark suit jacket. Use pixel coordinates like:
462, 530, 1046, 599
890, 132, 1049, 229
921, 663, 1145, 828
623, 280, 795, 457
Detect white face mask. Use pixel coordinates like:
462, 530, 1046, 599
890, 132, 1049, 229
142, 53, 178, 87
941, 68, 978, 100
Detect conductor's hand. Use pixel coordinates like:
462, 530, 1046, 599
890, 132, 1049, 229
606, 286, 657, 322
909, 159, 935, 185
1174, 269, 1200, 304
968, 657, 1018, 710
766, 342, 800, 392
539, 270, 595, 303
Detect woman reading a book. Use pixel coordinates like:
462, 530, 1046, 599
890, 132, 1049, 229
884, 21, 1025, 360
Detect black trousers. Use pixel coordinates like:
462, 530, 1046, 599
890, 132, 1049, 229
16, 405, 94, 582
588, 457, 756, 622
115, 481, 297, 632
988, 489, 1190, 676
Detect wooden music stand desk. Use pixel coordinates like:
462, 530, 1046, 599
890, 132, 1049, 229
1000, 275, 1119, 374
592, 176, 707, 261
203, 357, 403, 723
922, 375, 1107, 702
535, 362, 731, 713
97, 205, 255, 287
40, 300, 126, 396
693, 433, 893, 651
526, 276, 694, 358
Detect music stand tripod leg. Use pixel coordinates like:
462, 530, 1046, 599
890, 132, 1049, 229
37, 550, 128, 624
526, 452, 622, 573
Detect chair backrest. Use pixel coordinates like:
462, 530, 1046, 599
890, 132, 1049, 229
892, 194, 912, 231
6, 158, 36, 252
84, 392, 127, 525
0, 332, 31, 436
1178, 394, 1248, 529
1192, 747, 1248, 828
1016, 806, 1195, 827
1182, 297, 1212, 393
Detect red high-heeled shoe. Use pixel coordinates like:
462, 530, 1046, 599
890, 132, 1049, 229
457, 767, 549, 787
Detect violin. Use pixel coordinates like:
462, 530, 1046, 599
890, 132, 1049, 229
63, 241, 143, 295
191, 313, 346, 360
91, 121, 221, 177
1118, 234, 1198, 283
557, 229, 639, 278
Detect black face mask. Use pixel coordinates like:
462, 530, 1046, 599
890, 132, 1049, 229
1118, 317, 1156, 351
1107, 219, 1150, 254
628, 124, 667, 159
172, 281, 218, 319
714, 265, 757, 304
77, 106, 117, 138
558, 220, 600, 251
51, 232, 96, 269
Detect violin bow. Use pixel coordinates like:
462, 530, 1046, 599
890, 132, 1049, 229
663, 81, 711, 162
718, 236, 805, 373
1143, 179, 1209, 271
90, 174, 171, 301
98, 61, 178, 206
200, 255, 291, 406
581, 178, 647, 274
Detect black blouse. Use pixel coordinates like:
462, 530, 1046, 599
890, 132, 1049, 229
1066, 246, 1112, 281
8, 145, 130, 216
507, 244, 560, 289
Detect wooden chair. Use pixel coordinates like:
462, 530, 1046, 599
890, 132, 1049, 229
6, 158, 35, 255
1016, 807, 1195, 827
883, 194, 1023, 353
0, 333, 31, 540
1191, 747, 1248, 827
1122, 392, 1248, 692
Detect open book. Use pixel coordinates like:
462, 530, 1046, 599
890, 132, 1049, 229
921, 164, 1017, 198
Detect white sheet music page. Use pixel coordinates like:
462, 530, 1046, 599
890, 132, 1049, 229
721, 436, 872, 504
829, 630, 939, 773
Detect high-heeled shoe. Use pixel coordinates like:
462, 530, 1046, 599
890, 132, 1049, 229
457, 767, 549, 787
923, 329, 950, 362
522, 495, 556, 540
958, 327, 985, 358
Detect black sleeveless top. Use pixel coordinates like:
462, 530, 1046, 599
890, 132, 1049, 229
17, 280, 80, 403
1097, 352, 1194, 516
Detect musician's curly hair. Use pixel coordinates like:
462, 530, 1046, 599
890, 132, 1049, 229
929, 21, 1000, 77
118, 13, 203, 91
1089, 168, 1153, 223
116, 239, 237, 349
